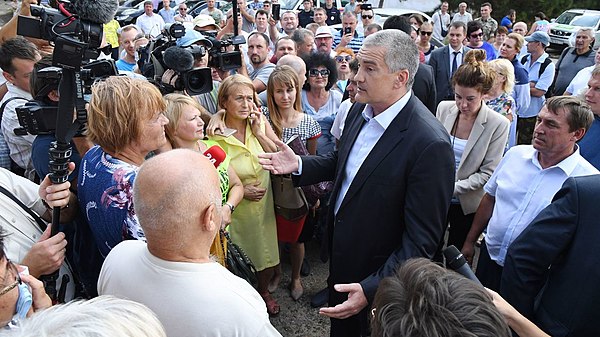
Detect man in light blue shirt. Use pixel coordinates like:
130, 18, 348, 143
462, 96, 599, 292
518, 31, 555, 145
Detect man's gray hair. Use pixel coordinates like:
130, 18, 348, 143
362, 30, 418, 88
577, 27, 595, 38
291, 28, 314, 44
342, 10, 357, 19
11, 296, 166, 337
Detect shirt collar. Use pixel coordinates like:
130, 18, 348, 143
530, 144, 583, 175
6, 82, 33, 99
361, 91, 412, 130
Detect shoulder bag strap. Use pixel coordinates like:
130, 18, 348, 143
0, 185, 47, 232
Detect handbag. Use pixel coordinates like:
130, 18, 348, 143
271, 174, 309, 221
221, 230, 258, 285
438, 12, 448, 37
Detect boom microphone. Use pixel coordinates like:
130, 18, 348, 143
443, 245, 482, 286
163, 46, 194, 73
203, 145, 226, 168
72, 0, 119, 24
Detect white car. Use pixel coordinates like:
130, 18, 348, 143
549, 9, 600, 49
279, 0, 350, 12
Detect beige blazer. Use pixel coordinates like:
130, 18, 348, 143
436, 101, 509, 214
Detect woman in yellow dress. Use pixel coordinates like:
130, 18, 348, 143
209, 75, 281, 315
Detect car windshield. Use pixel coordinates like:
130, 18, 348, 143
555, 11, 582, 25
570, 14, 600, 27
279, 0, 299, 10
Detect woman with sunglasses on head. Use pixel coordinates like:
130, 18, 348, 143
263, 66, 321, 301
486, 58, 517, 149
417, 22, 436, 63
332, 47, 355, 94
301, 53, 342, 155
436, 49, 509, 253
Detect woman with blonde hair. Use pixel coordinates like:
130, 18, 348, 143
436, 49, 509, 252
78, 76, 168, 257
417, 21, 436, 63
162, 93, 244, 265
486, 58, 517, 148
264, 65, 321, 301
208, 74, 282, 315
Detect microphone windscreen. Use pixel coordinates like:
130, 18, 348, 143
163, 46, 194, 73
73, 0, 119, 24
203, 145, 227, 168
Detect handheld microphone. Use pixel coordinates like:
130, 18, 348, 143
163, 46, 194, 73
203, 145, 226, 168
443, 245, 482, 286
72, 0, 119, 24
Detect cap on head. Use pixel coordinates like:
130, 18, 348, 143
315, 26, 333, 38
193, 14, 220, 31
525, 31, 550, 47
176, 29, 214, 48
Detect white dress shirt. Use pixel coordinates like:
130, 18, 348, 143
484, 145, 599, 266
334, 92, 412, 214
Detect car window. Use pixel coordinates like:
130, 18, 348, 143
280, 0, 300, 10
555, 11, 582, 25
570, 14, 600, 28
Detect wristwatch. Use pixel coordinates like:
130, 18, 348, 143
225, 202, 235, 213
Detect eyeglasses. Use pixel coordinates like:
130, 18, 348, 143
420, 31, 432, 36
362, 15, 373, 19
470, 32, 483, 38
179, 7, 187, 10
0, 260, 21, 297
335, 55, 352, 63
309, 68, 330, 77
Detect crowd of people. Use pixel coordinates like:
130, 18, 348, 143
0, 0, 599, 336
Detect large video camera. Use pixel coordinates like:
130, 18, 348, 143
206, 34, 245, 71
15, 59, 117, 136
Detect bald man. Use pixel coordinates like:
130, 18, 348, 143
98, 149, 281, 337
513, 22, 529, 59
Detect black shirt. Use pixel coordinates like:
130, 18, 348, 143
298, 10, 314, 27
325, 6, 341, 25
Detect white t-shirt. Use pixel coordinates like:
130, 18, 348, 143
98, 240, 282, 337
135, 13, 166, 38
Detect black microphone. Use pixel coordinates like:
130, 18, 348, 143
163, 46, 194, 73
72, 0, 119, 24
443, 245, 482, 286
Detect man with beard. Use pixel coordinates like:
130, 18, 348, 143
240, 32, 275, 93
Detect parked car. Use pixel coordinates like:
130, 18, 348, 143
188, 0, 231, 17
279, 0, 349, 12
116, 0, 203, 26
549, 9, 600, 49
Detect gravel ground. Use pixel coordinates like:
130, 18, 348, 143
269, 240, 331, 337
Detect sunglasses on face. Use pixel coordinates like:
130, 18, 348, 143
309, 68, 330, 77
362, 15, 373, 19
335, 55, 352, 63
470, 32, 483, 38
420, 31, 432, 36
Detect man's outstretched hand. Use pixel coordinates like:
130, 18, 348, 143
258, 139, 299, 175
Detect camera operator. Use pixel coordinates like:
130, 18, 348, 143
0, 37, 41, 181
162, 29, 219, 116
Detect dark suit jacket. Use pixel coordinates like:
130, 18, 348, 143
501, 175, 600, 337
413, 63, 437, 114
296, 94, 454, 303
428, 46, 471, 105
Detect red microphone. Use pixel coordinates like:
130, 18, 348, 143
203, 145, 226, 168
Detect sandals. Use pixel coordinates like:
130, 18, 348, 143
260, 292, 280, 316
289, 282, 304, 301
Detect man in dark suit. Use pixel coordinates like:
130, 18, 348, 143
259, 30, 454, 337
429, 21, 470, 105
382, 15, 437, 114
501, 175, 600, 337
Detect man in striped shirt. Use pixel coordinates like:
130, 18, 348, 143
333, 11, 364, 54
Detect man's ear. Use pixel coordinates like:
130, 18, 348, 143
201, 203, 217, 233
48, 89, 59, 102
3, 70, 15, 85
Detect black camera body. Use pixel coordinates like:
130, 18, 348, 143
15, 59, 117, 136
207, 35, 245, 71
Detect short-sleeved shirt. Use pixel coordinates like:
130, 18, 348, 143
520, 53, 555, 118
263, 109, 321, 144
135, 13, 165, 37
159, 7, 176, 23
78, 145, 143, 257
298, 10, 314, 28
116, 59, 136, 72
200, 8, 224, 25
483, 145, 598, 266
432, 11, 451, 41
508, 56, 531, 116
301, 89, 342, 154
249, 63, 276, 87
325, 6, 341, 25
554, 47, 596, 96
452, 12, 472, 25
500, 16, 513, 32
333, 30, 364, 54
475, 16, 498, 41
565, 65, 594, 96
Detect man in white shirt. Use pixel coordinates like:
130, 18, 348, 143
452, 2, 472, 24
98, 149, 282, 337
431, 1, 451, 41
135, 1, 165, 38
0, 37, 41, 181
462, 96, 599, 292
174, 2, 193, 23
